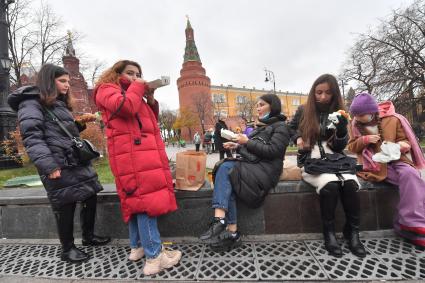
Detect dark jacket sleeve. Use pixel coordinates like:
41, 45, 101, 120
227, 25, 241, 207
329, 133, 348, 153
18, 100, 60, 175
245, 123, 290, 160
287, 105, 304, 142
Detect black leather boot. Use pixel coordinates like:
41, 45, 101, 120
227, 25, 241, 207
323, 221, 343, 257
320, 182, 343, 257
199, 217, 227, 244
341, 180, 366, 258
81, 196, 111, 246
61, 245, 90, 263
54, 204, 89, 263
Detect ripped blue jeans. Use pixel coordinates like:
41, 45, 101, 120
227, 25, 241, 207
212, 161, 237, 224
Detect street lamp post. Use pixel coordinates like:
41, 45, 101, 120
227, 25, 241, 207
0, 0, 19, 169
264, 68, 276, 94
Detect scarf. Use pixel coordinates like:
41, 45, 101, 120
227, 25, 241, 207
379, 101, 425, 169
119, 77, 131, 91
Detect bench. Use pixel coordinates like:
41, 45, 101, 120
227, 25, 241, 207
0, 180, 398, 239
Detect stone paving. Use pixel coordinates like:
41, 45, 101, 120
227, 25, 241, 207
0, 235, 424, 281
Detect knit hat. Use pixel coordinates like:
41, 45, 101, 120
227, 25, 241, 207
259, 93, 281, 117
349, 92, 379, 115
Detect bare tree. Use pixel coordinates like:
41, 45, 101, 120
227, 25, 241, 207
236, 93, 257, 121
6, 0, 37, 86
158, 105, 177, 141
192, 94, 213, 134
340, 0, 425, 123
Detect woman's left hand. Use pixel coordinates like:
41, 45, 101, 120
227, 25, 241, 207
233, 134, 249, 145
145, 87, 155, 106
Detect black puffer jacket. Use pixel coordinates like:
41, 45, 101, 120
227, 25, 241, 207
288, 105, 347, 152
8, 86, 102, 206
228, 115, 290, 208
214, 120, 229, 151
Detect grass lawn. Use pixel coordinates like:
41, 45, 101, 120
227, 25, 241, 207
0, 158, 114, 188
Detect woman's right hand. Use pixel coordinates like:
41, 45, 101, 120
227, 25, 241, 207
366, 135, 381, 144
296, 137, 304, 149
48, 169, 61, 179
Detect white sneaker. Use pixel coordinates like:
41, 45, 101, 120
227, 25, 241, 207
143, 247, 182, 276
128, 247, 144, 261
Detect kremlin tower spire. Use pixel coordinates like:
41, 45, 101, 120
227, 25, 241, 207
177, 17, 212, 140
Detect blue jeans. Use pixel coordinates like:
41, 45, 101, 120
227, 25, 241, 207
212, 161, 237, 224
128, 213, 162, 259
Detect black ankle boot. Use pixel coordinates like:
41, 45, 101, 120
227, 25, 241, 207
199, 217, 227, 244
61, 245, 90, 263
323, 222, 343, 257
82, 235, 111, 246
343, 224, 366, 258
210, 230, 242, 252
81, 196, 111, 246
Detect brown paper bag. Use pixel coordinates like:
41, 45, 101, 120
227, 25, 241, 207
280, 159, 302, 181
175, 150, 207, 191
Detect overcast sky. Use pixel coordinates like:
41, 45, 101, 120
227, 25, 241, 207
41, 0, 413, 110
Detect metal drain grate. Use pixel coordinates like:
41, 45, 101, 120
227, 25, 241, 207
258, 258, 326, 280
255, 241, 311, 258
306, 240, 402, 280
196, 259, 258, 281
0, 237, 424, 281
381, 256, 425, 279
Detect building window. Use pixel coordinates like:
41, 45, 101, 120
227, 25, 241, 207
213, 94, 226, 103
236, 95, 248, 104
214, 110, 228, 118
292, 98, 300, 106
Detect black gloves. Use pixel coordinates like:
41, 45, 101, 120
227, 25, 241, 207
335, 114, 348, 137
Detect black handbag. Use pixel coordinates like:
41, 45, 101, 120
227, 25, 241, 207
303, 139, 357, 175
44, 107, 100, 165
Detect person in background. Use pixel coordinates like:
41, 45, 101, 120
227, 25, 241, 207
194, 132, 201, 152
214, 118, 232, 160
94, 60, 181, 275
8, 64, 110, 263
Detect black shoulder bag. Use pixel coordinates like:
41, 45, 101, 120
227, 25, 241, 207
44, 107, 100, 165
303, 138, 357, 175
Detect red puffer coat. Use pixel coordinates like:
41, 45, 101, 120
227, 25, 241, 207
94, 81, 177, 223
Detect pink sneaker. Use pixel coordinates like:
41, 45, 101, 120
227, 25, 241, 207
143, 247, 182, 276
128, 247, 144, 261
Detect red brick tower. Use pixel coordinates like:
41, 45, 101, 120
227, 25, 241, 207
62, 32, 92, 115
177, 18, 213, 141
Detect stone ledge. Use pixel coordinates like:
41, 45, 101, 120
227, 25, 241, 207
0, 180, 399, 239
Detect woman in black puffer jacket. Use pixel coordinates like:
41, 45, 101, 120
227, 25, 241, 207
200, 93, 289, 252
7, 64, 110, 263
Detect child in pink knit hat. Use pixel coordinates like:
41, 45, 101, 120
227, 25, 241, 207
348, 92, 425, 247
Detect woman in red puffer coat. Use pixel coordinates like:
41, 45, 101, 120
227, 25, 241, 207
94, 60, 180, 276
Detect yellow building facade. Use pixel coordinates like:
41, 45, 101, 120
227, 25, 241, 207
210, 84, 308, 121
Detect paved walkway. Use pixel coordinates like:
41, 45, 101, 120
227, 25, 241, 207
0, 234, 424, 282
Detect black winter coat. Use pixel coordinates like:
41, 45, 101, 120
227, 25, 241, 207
228, 116, 290, 208
7, 86, 102, 207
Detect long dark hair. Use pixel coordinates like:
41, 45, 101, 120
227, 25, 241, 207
299, 74, 345, 147
36, 64, 73, 110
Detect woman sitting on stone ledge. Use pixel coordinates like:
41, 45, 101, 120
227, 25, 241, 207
348, 92, 425, 247
288, 74, 366, 258
199, 93, 290, 252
